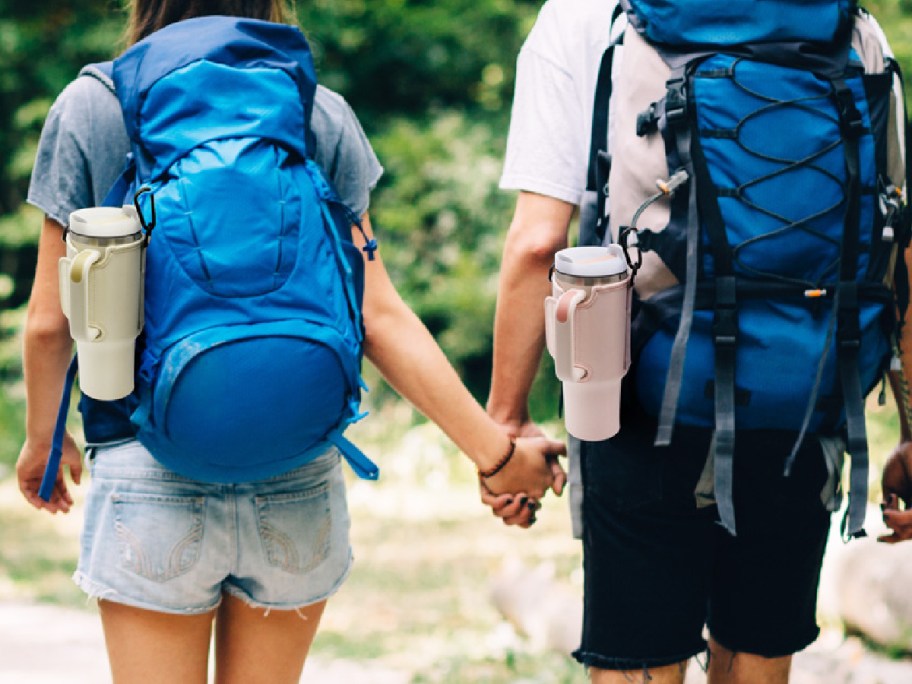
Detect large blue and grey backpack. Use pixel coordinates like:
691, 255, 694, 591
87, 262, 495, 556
582, 0, 910, 538
41, 16, 379, 497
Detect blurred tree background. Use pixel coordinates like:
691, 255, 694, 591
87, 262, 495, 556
2, 0, 912, 470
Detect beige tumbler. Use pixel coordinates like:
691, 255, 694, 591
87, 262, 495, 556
544, 245, 631, 441
59, 207, 145, 400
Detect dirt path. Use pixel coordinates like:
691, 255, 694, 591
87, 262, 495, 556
0, 601, 410, 684
5, 599, 912, 684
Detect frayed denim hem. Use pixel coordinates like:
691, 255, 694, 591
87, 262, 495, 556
572, 640, 707, 672
72, 571, 221, 616
221, 551, 354, 616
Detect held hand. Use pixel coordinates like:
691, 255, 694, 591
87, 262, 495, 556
479, 481, 539, 528
483, 436, 566, 500
489, 419, 568, 498
879, 441, 912, 543
16, 433, 83, 514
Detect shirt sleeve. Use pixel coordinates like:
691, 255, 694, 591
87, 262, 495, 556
27, 76, 130, 226
28, 82, 94, 226
311, 86, 384, 218
499, 42, 590, 206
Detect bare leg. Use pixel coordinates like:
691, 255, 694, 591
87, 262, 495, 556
213, 593, 327, 684
98, 599, 215, 684
590, 661, 687, 684
707, 637, 791, 684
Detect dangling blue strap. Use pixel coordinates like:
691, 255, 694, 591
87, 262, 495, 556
328, 429, 379, 480
39, 356, 79, 502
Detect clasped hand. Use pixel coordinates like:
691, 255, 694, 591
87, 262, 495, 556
480, 422, 566, 528
881, 441, 912, 543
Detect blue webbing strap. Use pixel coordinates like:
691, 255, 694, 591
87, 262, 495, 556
328, 428, 379, 481
39, 356, 79, 502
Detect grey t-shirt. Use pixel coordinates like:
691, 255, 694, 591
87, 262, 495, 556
28, 72, 383, 226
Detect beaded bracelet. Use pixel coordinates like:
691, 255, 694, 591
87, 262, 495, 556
478, 437, 517, 480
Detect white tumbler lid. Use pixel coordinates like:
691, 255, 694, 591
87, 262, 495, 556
554, 245, 627, 278
69, 206, 141, 238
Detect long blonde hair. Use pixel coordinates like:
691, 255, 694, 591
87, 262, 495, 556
125, 0, 295, 46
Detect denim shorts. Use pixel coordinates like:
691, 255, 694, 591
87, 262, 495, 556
74, 440, 353, 615
573, 408, 833, 670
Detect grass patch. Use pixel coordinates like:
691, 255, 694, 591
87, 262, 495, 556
0, 481, 85, 608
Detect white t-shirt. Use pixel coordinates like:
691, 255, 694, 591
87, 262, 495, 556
499, 0, 621, 205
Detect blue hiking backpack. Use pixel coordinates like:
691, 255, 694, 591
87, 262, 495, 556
40, 16, 379, 498
581, 0, 910, 538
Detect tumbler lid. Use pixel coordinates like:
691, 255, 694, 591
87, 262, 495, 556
554, 245, 627, 278
68, 206, 141, 238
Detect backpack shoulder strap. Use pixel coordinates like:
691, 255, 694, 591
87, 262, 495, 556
77, 61, 136, 207
79, 61, 116, 96
580, 4, 626, 246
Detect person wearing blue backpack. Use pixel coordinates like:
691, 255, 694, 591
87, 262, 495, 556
487, 0, 912, 682
15, 1, 564, 681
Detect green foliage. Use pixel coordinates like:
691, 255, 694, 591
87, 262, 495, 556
866, 1, 912, 80
0, 1, 125, 215
365, 111, 560, 410
0, 203, 41, 247
369, 112, 509, 396
0, 308, 25, 470
0, 387, 25, 473
297, 0, 539, 130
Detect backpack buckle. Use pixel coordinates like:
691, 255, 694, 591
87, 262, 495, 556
713, 276, 738, 347
879, 182, 902, 242
664, 78, 688, 123
636, 103, 659, 136
833, 86, 864, 138
836, 281, 861, 349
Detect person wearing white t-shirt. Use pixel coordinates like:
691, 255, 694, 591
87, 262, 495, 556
486, 1, 838, 682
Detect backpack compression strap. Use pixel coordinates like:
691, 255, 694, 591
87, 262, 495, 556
832, 78, 869, 540
651, 64, 741, 535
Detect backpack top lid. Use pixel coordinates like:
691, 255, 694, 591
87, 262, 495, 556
112, 15, 318, 179
622, 0, 857, 48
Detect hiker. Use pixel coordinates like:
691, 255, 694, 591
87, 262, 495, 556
15, 1, 564, 681
485, 0, 912, 682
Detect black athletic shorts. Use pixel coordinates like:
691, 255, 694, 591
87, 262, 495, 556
572, 405, 834, 670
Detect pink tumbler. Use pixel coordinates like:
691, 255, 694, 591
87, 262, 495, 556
544, 245, 631, 441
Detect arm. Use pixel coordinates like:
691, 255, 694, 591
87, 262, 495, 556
16, 216, 83, 514
487, 192, 575, 432
480, 193, 575, 520
356, 214, 564, 501
881, 244, 912, 541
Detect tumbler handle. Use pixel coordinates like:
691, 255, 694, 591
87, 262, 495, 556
68, 250, 102, 341
554, 288, 587, 382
